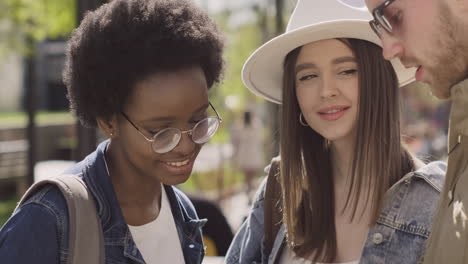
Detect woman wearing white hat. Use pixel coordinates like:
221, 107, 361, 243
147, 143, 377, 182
225, 0, 446, 264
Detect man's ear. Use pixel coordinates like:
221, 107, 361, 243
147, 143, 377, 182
97, 116, 118, 138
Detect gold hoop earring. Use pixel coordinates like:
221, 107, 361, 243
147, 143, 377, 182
299, 113, 308, 127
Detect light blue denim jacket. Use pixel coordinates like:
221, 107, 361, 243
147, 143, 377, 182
225, 160, 446, 264
0, 140, 207, 264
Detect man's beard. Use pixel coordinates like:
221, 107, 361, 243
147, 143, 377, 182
428, 1, 468, 99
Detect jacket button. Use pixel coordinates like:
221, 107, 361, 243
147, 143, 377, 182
189, 244, 195, 249
372, 233, 384, 244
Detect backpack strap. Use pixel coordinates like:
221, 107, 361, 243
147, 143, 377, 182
17, 174, 105, 264
263, 157, 283, 259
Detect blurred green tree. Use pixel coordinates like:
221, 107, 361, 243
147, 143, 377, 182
209, 0, 289, 156
208, 11, 263, 144
0, 0, 76, 57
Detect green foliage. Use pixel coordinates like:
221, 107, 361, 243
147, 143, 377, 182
0, 197, 17, 227
0, 0, 76, 57
222, 24, 263, 108
0, 111, 75, 128
208, 14, 266, 144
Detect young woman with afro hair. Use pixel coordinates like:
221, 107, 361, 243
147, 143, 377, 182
0, 1, 224, 263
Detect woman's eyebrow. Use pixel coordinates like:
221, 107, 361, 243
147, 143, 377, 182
295, 63, 318, 75
332, 56, 356, 65
295, 56, 356, 75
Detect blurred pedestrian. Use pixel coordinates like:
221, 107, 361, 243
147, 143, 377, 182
235, 111, 264, 202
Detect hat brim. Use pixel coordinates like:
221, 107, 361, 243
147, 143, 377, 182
242, 20, 416, 104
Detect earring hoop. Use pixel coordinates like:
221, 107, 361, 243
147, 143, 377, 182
299, 113, 308, 127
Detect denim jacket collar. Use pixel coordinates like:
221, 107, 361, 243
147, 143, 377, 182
388, 161, 446, 194
67, 140, 206, 264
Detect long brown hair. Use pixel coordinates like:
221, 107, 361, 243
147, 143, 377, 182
280, 38, 415, 262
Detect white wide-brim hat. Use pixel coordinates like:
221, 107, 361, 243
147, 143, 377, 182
242, 0, 416, 104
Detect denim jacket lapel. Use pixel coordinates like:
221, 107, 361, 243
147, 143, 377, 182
165, 185, 207, 264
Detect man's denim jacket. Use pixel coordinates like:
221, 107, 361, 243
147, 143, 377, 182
0, 140, 206, 264
225, 160, 446, 264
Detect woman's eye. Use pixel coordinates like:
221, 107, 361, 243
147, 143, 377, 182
340, 69, 357, 75
298, 74, 317, 81
191, 115, 207, 124
190, 119, 204, 125
148, 129, 162, 135
148, 126, 169, 135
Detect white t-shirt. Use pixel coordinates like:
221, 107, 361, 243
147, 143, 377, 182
279, 245, 360, 264
128, 185, 185, 264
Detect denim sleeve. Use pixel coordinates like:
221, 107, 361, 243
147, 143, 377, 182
224, 178, 267, 264
0, 202, 60, 264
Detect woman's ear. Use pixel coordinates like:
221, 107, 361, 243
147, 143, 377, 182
97, 116, 118, 139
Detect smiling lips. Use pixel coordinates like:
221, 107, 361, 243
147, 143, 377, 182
165, 159, 190, 167
317, 106, 350, 121
162, 157, 194, 174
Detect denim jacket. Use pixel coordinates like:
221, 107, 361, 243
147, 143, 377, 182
0, 140, 206, 264
225, 160, 446, 264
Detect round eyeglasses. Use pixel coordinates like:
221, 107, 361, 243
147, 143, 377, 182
369, 0, 396, 38
121, 103, 222, 154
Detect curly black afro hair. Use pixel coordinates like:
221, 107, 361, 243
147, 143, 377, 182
63, 0, 224, 127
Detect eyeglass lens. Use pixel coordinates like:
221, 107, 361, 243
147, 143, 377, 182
151, 117, 219, 153
376, 13, 392, 33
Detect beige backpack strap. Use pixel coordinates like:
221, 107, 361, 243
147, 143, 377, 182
17, 174, 105, 264
263, 158, 282, 258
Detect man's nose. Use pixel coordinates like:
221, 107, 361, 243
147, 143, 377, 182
381, 33, 404, 60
